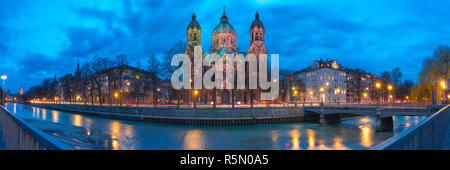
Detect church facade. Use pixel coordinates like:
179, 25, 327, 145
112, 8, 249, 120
183, 10, 268, 105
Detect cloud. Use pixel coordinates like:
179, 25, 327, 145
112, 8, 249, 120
1, 0, 450, 93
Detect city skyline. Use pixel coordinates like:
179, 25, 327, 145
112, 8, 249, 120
1, 0, 450, 93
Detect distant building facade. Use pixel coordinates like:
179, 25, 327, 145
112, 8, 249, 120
288, 59, 378, 103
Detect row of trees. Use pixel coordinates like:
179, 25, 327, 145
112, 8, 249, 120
378, 67, 414, 101
410, 45, 449, 104
23, 40, 188, 106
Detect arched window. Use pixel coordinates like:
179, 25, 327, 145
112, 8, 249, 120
193, 33, 196, 41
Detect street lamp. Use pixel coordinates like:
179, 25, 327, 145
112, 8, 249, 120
294, 90, 298, 107
193, 90, 198, 108
1, 75, 7, 106
388, 84, 393, 103
441, 81, 446, 89
376, 82, 381, 104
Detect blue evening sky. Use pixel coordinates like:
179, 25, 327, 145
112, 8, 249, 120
1, 0, 449, 93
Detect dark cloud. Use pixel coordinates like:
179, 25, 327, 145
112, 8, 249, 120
1, 0, 449, 93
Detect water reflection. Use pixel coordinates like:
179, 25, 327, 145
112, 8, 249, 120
289, 128, 300, 150
333, 136, 349, 150
359, 125, 373, 147
307, 129, 315, 149
6, 103, 428, 150
51, 110, 59, 123
183, 130, 205, 150
42, 109, 47, 119
73, 115, 83, 127
109, 121, 121, 150
13, 103, 16, 114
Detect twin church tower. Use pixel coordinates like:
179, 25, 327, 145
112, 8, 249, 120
181, 9, 269, 104
184, 9, 267, 60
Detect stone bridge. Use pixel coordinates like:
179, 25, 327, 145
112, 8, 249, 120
303, 104, 440, 132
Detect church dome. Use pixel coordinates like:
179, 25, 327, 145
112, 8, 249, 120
250, 12, 264, 30
187, 13, 200, 30
213, 11, 236, 34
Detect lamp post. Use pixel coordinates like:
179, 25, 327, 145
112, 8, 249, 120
388, 84, 393, 103
1, 75, 7, 106
156, 88, 160, 108
376, 82, 381, 105
193, 90, 198, 108
294, 90, 298, 107
442, 80, 447, 104
292, 87, 296, 107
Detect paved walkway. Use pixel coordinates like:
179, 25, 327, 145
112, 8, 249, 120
443, 125, 450, 150
0, 127, 5, 150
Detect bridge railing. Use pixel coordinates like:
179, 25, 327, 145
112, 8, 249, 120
302, 102, 431, 109
370, 104, 450, 150
0, 105, 74, 150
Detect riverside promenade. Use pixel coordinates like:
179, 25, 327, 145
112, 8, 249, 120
28, 103, 304, 125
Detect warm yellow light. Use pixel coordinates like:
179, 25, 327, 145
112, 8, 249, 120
294, 90, 298, 95
363, 93, 367, 98
54, 97, 58, 101
157, 88, 161, 92
376, 82, 381, 88
273, 79, 277, 83
447, 94, 450, 99
126, 82, 130, 86
292, 87, 296, 90
326, 82, 329, 86
194, 90, 198, 95
43, 98, 46, 101
442, 81, 446, 89
320, 87, 324, 92
389, 95, 393, 99
189, 79, 192, 83
336, 88, 340, 93
388, 85, 393, 91
114, 92, 119, 98
406, 96, 409, 99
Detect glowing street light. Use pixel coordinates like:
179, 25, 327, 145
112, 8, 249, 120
320, 87, 324, 92
388, 85, 393, 91
193, 90, 198, 95
114, 92, 119, 98
363, 93, 367, 98
442, 81, 446, 89
157, 88, 161, 92
376, 82, 381, 89
193, 90, 199, 108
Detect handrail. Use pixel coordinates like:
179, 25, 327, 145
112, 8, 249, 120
0, 105, 74, 150
370, 104, 450, 150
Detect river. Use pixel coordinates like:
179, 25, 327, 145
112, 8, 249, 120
5, 103, 426, 150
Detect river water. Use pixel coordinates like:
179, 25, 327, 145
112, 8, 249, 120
5, 103, 426, 150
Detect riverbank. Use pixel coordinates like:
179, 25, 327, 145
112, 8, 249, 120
27, 103, 304, 126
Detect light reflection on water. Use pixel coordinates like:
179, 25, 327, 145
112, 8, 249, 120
6, 103, 427, 150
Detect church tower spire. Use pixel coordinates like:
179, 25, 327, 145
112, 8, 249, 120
248, 11, 267, 59
186, 12, 201, 47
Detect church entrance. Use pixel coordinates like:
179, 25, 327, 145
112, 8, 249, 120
221, 90, 230, 104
